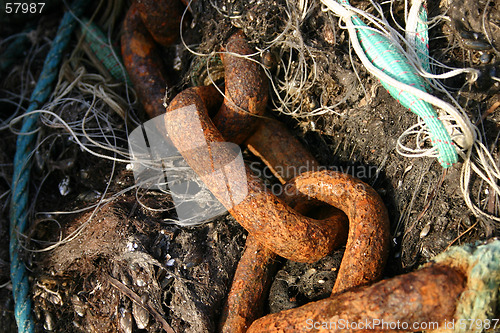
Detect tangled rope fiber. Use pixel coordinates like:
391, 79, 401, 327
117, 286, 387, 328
9, 0, 88, 331
322, 0, 500, 225
322, 0, 461, 167
432, 239, 500, 333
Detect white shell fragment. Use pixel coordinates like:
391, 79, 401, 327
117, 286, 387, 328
119, 307, 133, 333
420, 222, 431, 238
71, 294, 86, 317
132, 296, 150, 330
58, 175, 71, 196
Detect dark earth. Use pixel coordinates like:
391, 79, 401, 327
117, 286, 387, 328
0, 0, 499, 332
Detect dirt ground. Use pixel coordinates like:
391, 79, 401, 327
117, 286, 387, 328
0, 0, 499, 332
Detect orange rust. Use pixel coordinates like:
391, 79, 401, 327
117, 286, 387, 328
121, 15, 391, 331
135, 0, 185, 46
220, 168, 390, 333
219, 235, 278, 333
164, 86, 349, 263
220, 117, 343, 333
165, 86, 390, 333
282, 170, 390, 293
213, 31, 268, 144
244, 118, 320, 184
130, 35, 153, 57
246, 263, 466, 333
122, 3, 169, 118
220, 195, 348, 333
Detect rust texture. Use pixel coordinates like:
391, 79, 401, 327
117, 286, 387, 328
121, 3, 169, 118
245, 117, 320, 184
220, 189, 348, 333
212, 30, 269, 144
281, 170, 390, 293
220, 197, 348, 333
219, 169, 390, 332
219, 234, 278, 333
135, 0, 185, 46
220, 118, 341, 333
247, 263, 467, 333
164, 86, 349, 263
166, 86, 390, 333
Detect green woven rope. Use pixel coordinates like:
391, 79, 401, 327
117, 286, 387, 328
411, 2, 432, 92
338, 0, 458, 168
432, 239, 500, 333
80, 18, 131, 84
414, 3, 430, 73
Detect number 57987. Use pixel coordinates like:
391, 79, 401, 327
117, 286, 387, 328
5, 3, 45, 14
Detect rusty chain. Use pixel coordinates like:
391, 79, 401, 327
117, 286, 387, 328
119, 1, 474, 332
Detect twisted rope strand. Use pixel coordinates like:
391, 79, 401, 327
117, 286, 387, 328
80, 18, 131, 84
328, 0, 459, 167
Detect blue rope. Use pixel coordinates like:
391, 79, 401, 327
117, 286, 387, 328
9, 0, 87, 331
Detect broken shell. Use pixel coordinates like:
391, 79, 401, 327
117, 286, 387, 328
79, 168, 90, 179
136, 278, 146, 287
71, 294, 86, 317
161, 274, 174, 289
47, 292, 63, 306
44, 312, 55, 331
132, 295, 150, 329
261, 50, 276, 70
120, 272, 132, 286
58, 175, 71, 196
480, 53, 492, 64
76, 190, 102, 202
119, 307, 133, 333
73, 320, 84, 330
462, 38, 492, 51
420, 222, 431, 238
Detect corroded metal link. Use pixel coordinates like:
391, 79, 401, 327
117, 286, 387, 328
122, 3, 170, 118
219, 117, 344, 333
164, 86, 348, 263
244, 117, 320, 184
213, 30, 269, 144
219, 234, 278, 333
220, 193, 348, 333
220, 170, 390, 333
135, 0, 185, 47
122, 12, 391, 332
280, 170, 390, 293
247, 263, 466, 333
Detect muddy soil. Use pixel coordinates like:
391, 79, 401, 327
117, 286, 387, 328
0, 0, 499, 332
